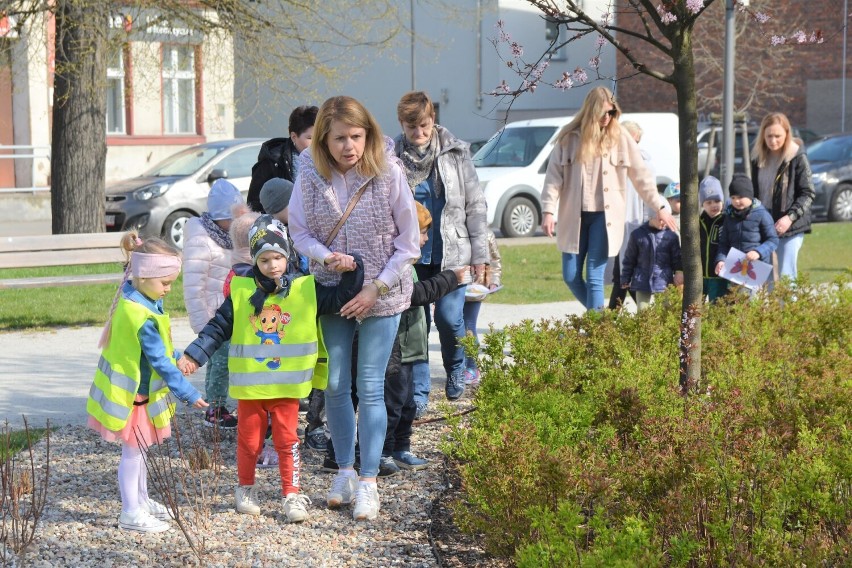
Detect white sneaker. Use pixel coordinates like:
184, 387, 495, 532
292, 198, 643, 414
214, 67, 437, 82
283, 493, 311, 523
326, 472, 358, 508
140, 498, 173, 521
352, 481, 380, 521
235, 485, 261, 515
118, 508, 170, 533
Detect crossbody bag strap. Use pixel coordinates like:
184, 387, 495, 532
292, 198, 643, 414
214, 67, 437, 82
325, 183, 369, 248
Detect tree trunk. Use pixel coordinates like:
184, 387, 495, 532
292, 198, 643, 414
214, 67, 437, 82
50, 0, 108, 235
672, 30, 703, 393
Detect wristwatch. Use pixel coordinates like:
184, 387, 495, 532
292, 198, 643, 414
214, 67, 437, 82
373, 279, 389, 296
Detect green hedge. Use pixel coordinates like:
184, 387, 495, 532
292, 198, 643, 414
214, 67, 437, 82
448, 277, 852, 567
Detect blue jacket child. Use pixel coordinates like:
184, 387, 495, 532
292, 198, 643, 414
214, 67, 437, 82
714, 174, 779, 272
621, 214, 682, 294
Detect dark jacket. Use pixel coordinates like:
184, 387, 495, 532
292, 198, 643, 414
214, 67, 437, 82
621, 223, 682, 293
715, 200, 779, 264
750, 148, 814, 236
699, 211, 725, 278
184, 257, 364, 366
247, 138, 297, 212
400, 269, 459, 363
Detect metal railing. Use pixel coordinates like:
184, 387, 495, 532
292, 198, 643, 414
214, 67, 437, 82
0, 145, 51, 194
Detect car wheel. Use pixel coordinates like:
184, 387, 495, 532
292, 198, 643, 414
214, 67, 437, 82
829, 183, 852, 222
162, 211, 193, 249
501, 196, 538, 238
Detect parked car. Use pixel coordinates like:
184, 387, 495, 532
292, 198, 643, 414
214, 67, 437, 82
697, 125, 820, 178
105, 139, 263, 248
473, 113, 679, 238
806, 133, 852, 222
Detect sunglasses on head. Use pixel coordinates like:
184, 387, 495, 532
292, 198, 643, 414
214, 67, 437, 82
602, 109, 618, 119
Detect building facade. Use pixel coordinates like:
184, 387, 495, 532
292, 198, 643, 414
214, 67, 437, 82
0, 6, 235, 191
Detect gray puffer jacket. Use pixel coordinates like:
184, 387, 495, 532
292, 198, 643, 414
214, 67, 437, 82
395, 125, 489, 268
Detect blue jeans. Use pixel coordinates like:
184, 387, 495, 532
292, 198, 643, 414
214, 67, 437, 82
462, 300, 482, 370
411, 359, 430, 407
319, 313, 400, 479
776, 233, 804, 281
562, 211, 609, 310
414, 264, 466, 382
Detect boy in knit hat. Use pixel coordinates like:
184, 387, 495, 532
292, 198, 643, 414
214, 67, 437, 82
183, 179, 244, 429
698, 176, 728, 302
178, 215, 364, 523
714, 174, 779, 282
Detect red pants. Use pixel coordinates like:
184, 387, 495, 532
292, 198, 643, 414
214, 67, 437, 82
236, 398, 301, 495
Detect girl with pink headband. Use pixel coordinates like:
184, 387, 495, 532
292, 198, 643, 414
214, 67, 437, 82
87, 232, 208, 533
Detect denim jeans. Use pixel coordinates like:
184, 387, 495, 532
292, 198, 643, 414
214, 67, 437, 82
414, 264, 466, 381
411, 359, 431, 407
775, 233, 804, 282
462, 300, 482, 370
319, 313, 400, 479
561, 211, 609, 311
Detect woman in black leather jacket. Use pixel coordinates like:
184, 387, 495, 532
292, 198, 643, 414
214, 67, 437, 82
751, 112, 815, 282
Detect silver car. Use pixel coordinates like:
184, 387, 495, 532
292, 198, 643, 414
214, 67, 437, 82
104, 139, 263, 248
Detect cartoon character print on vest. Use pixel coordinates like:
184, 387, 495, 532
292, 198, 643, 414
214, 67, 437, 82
249, 304, 292, 369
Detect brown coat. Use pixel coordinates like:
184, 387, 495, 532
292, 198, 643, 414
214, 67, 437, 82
541, 129, 666, 257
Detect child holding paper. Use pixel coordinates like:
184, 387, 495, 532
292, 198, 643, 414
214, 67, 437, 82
714, 174, 779, 286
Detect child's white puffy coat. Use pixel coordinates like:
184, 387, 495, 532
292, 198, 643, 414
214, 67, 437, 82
183, 217, 232, 333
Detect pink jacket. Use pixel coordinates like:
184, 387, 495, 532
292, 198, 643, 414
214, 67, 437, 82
541, 129, 666, 257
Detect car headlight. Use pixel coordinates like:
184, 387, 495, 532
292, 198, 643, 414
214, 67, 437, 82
133, 183, 171, 201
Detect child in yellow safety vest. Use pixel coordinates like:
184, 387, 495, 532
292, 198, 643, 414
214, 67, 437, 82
87, 233, 208, 534
178, 215, 364, 523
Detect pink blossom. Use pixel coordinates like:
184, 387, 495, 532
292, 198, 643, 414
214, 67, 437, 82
754, 11, 770, 23
791, 30, 807, 43
511, 41, 524, 57
573, 67, 588, 84
555, 72, 573, 91
493, 80, 511, 95
686, 0, 704, 15
770, 35, 786, 46
532, 61, 550, 80
588, 56, 600, 69
657, 5, 677, 24
596, 35, 607, 48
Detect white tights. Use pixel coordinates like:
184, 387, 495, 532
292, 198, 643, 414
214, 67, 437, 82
118, 443, 151, 513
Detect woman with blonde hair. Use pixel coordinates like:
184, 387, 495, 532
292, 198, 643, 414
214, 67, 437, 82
750, 112, 814, 282
289, 96, 420, 521
541, 86, 675, 310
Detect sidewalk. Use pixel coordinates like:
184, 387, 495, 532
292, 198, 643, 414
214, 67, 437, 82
0, 301, 584, 429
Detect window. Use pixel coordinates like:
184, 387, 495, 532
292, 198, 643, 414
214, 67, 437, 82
472, 126, 557, 168
106, 48, 126, 134
213, 146, 260, 180
162, 45, 196, 134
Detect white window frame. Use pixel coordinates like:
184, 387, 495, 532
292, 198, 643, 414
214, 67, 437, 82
106, 49, 126, 134
162, 45, 196, 134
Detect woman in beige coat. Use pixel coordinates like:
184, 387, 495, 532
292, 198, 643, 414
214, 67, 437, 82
541, 87, 676, 310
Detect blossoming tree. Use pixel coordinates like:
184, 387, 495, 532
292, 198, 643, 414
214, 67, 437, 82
491, 0, 822, 390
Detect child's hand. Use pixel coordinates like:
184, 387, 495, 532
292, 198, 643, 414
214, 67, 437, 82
621, 283, 630, 289
745, 251, 759, 261
488, 283, 499, 291
453, 266, 470, 284
325, 252, 356, 272
192, 398, 209, 409
177, 355, 198, 376
673, 272, 684, 286
715, 261, 725, 275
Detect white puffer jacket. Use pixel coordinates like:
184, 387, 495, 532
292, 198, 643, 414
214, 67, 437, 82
182, 217, 233, 333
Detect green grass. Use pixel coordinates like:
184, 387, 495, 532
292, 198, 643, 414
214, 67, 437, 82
0, 223, 849, 329
0, 263, 187, 331
0, 428, 51, 459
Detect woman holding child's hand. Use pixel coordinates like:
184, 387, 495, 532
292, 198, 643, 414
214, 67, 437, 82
288, 96, 419, 522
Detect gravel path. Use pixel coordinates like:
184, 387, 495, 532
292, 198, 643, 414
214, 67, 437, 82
16, 397, 471, 568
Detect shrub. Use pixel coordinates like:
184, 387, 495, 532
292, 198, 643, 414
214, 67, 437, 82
447, 278, 852, 566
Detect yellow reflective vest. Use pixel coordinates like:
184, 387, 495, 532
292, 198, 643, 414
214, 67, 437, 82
87, 298, 176, 431
228, 275, 328, 400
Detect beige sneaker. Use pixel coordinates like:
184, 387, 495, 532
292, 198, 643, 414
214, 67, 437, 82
140, 498, 174, 521
353, 481, 380, 521
283, 493, 311, 523
235, 485, 261, 515
118, 508, 170, 533
326, 472, 358, 508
